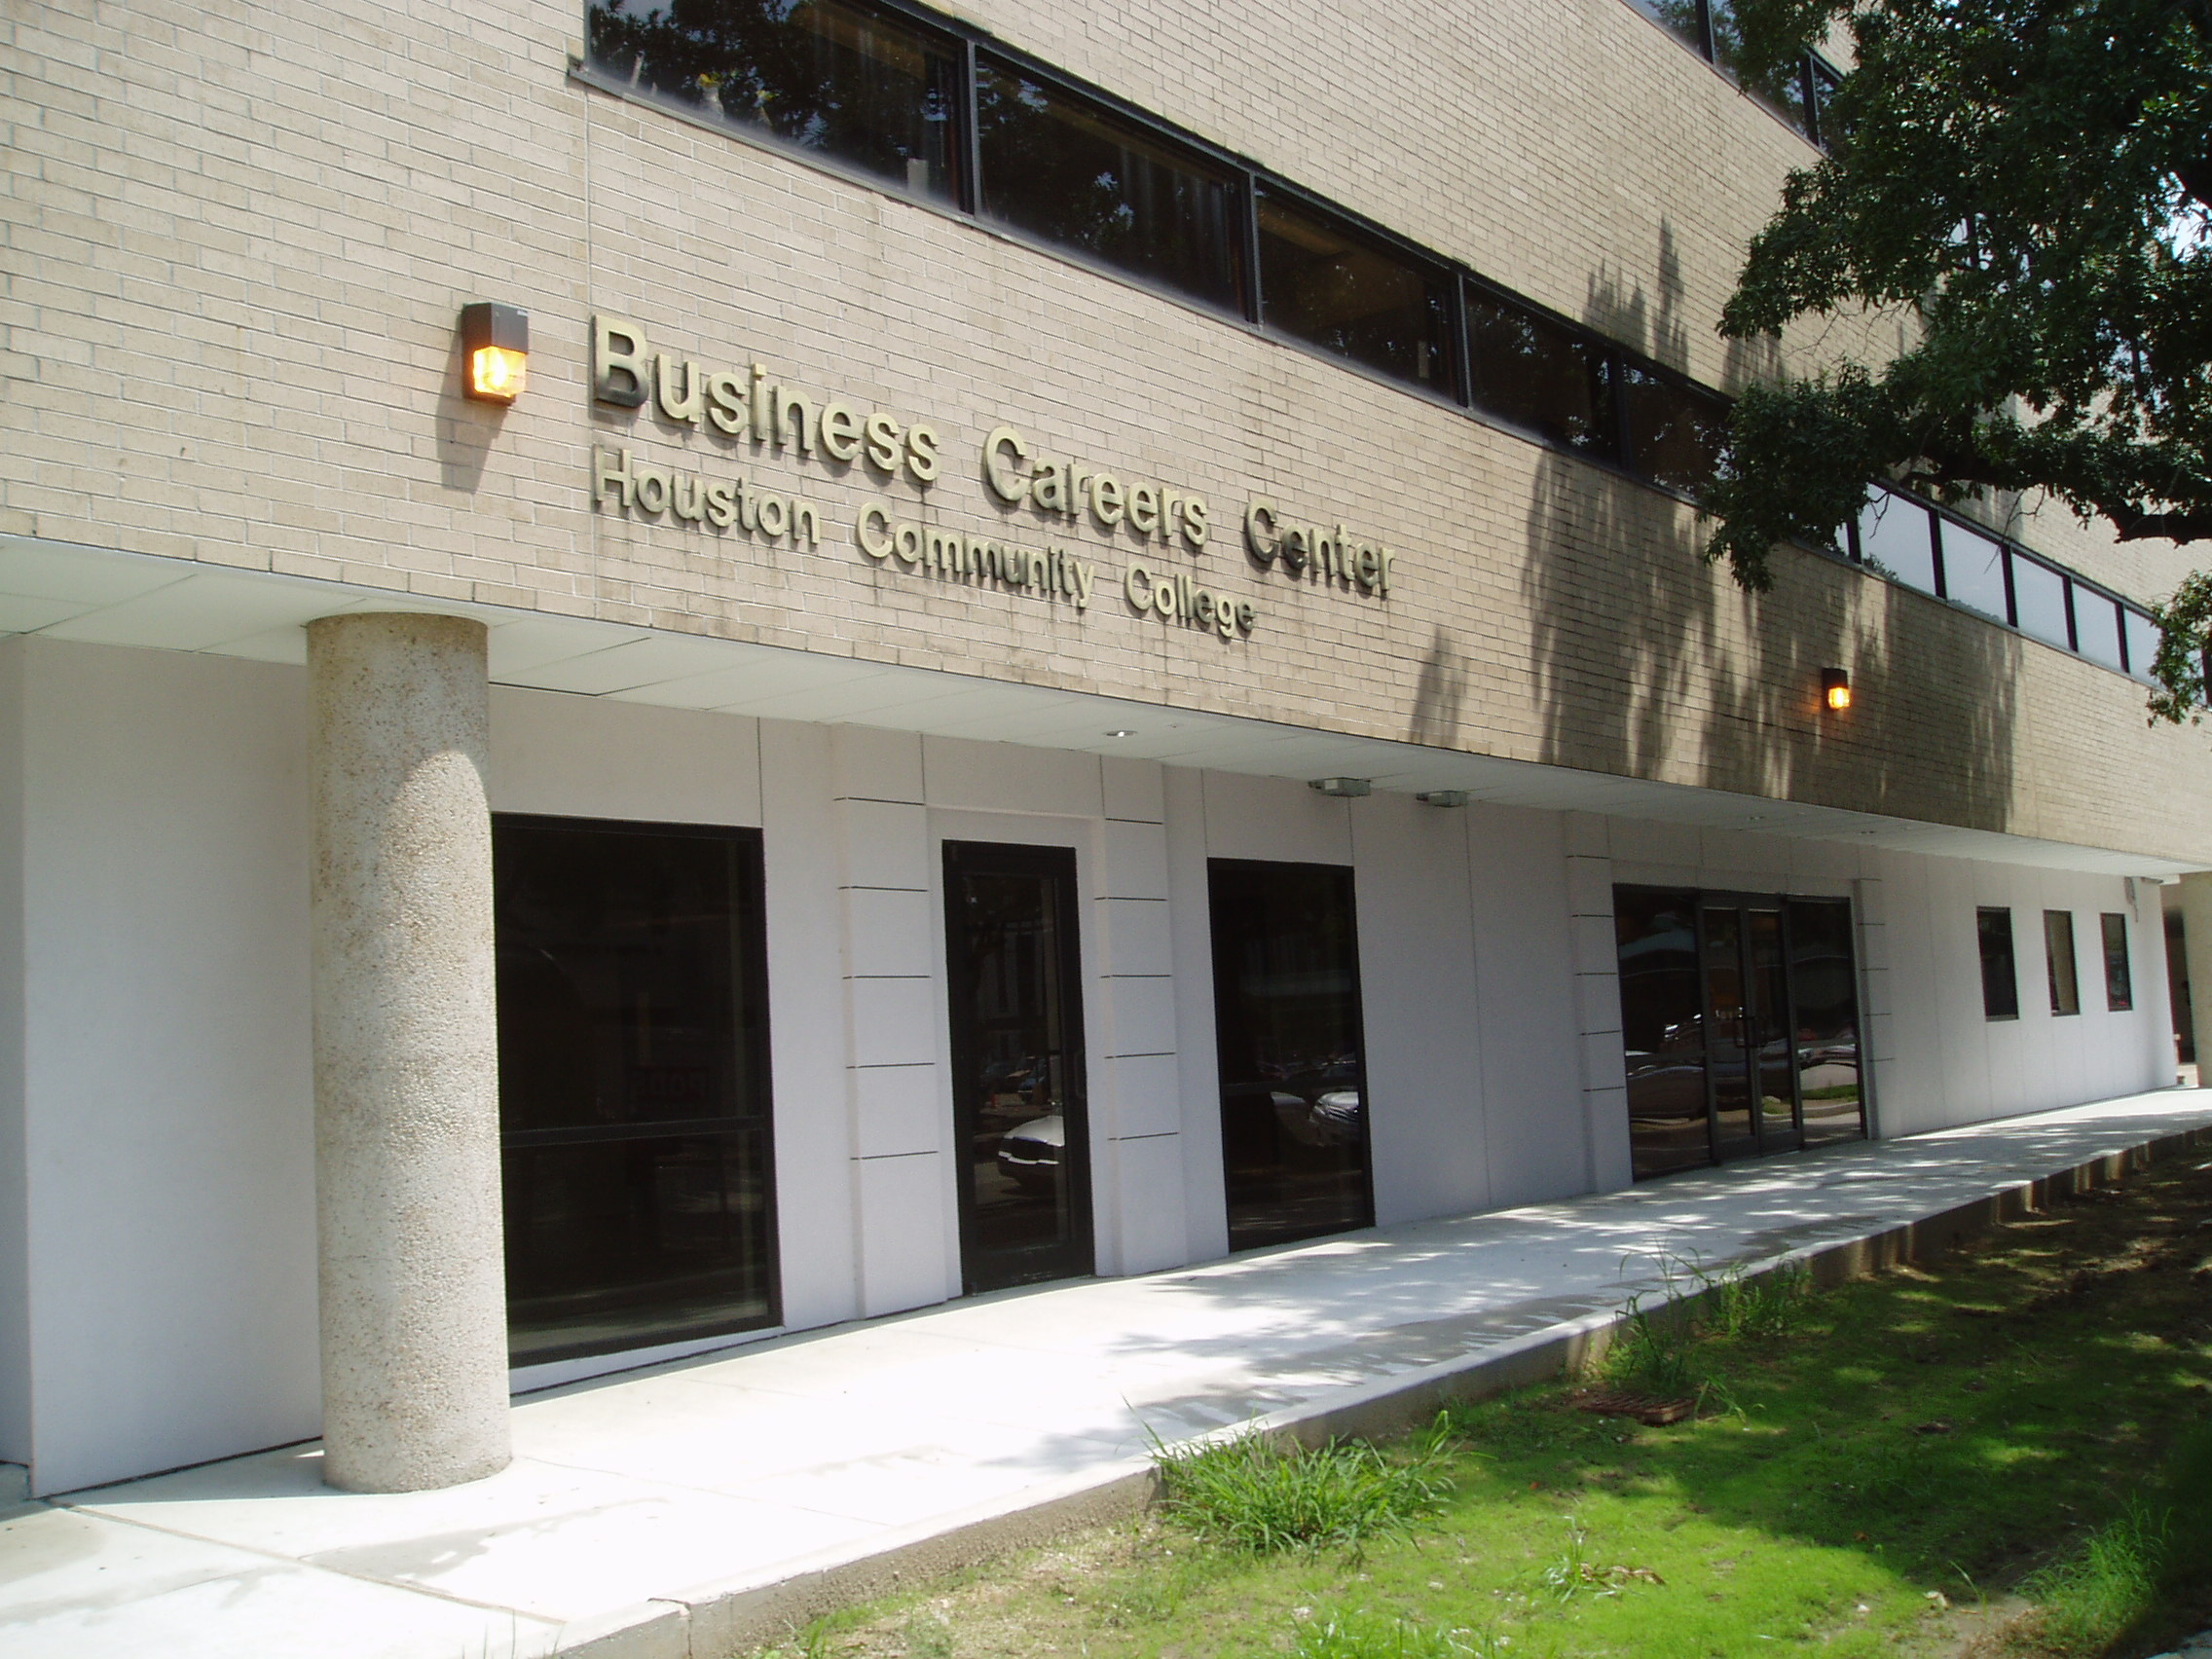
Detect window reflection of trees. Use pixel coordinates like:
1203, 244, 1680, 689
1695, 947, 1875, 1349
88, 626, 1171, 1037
588, 0, 960, 200
976, 57, 1244, 313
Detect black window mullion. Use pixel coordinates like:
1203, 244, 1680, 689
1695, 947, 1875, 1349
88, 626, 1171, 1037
1241, 169, 1265, 323
1448, 273, 1473, 406
2000, 543, 2019, 627
1609, 352, 1634, 466
960, 38, 983, 216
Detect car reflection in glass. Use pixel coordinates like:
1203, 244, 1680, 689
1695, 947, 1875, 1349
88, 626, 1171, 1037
1268, 1062, 1364, 1148
996, 1112, 1064, 1191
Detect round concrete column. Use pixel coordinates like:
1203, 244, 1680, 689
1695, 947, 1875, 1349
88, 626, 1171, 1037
308, 612, 509, 1493
2181, 873, 2212, 1085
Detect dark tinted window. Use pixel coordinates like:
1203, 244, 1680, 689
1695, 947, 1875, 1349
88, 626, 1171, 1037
496, 817, 777, 1367
1209, 860, 1372, 1251
2102, 912, 2132, 1010
1622, 365, 1729, 495
1257, 189, 1455, 395
1466, 288, 1615, 458
1615, 887, 1712, 1179
1978, 906, 2019, 1019
1707, 0, 1810, 126
1788, 899, 1864, 1146
1624, 0, 1710, 55
2046, 910, 2081, 1014
976, 55, 1244, 313
587, 0, 962, 203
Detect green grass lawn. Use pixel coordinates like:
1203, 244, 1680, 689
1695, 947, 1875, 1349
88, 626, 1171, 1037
757, 1151, 2212, 1659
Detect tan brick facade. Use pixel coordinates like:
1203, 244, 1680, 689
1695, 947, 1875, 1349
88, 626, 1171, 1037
4, 0, 2207, 865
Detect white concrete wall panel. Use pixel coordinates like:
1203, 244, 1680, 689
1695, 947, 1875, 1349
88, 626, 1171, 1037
0, 642, 28, 1468
759, 719, 861, 1333
1163, 766, 1231, 1264
489, 690, 761, 827
1352, 794, 1490, 1227
18, 640, 318, 1494
1465, 805, 1588, 1209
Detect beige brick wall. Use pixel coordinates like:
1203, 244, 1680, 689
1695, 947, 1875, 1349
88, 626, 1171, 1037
4, 0, 2208, 866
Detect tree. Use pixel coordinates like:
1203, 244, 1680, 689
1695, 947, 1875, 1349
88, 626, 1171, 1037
1701, 0, 2212, 719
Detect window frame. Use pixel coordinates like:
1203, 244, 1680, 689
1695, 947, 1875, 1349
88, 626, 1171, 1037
2045, 908, 2081, 1016
1978, 905, 2020, 1021
2100, 911, 2133, 1012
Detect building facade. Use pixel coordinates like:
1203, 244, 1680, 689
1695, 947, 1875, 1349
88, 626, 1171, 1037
3, 0, 2205, 1495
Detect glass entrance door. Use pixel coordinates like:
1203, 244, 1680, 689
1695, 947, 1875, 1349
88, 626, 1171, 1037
942, 840, 1092, 1294
1618, 885, 1863, 1180
1208, 860, 1374, 1251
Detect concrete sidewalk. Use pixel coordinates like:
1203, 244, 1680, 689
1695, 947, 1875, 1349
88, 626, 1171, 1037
7, 1089, 2212, 1659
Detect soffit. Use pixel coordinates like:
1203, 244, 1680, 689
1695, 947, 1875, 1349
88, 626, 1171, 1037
1, 535, 2192, 878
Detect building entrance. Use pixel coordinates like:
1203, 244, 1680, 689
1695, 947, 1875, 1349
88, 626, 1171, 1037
1616, 886, 1865, 1180
941, 840, 1094, 1293
1208, 860, 1374, 1251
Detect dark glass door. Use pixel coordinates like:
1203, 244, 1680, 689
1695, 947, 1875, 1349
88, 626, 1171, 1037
494, 816, 778, 1368
1617, 885, 1864, 1179
942, 841, 1092, 1294
1616, 888, 1711, 1179
1209, 860, 1374, 1251
1701, 904, 1756, 1159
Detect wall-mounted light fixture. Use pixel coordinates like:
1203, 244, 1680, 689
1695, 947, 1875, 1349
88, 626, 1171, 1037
1822, 668, 1852, 712
1309, 777, 1373, 798
1417, 790, 1469, 808
461, 302, 529, 404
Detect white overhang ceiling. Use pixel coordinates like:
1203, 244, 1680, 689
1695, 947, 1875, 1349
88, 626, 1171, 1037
1, 534, 2194, 878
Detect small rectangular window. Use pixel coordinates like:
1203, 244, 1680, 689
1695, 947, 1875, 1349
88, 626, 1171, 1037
1857, 490, 1939, 595
1978, 906, 2018, 1019
2011, 555, 2071, 648
1621, 366, 1729, 495
586, 0, 963, 203
1256, 189, 1456, 396
1940, 519, 2009, 620
1707, 0, 1811, 128
1466, 288, 1616, 460
2045, 909, 2080, 1015
2073, 588, 2125, 670
976, 56, 1245, 314
2101, 912, 2132, 1010
2123, 608, 2162, 682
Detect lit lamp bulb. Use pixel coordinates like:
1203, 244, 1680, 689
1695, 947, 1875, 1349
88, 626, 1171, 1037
1822, 668, 1853, 712
470, 345, 526, 401
459, 302, 528, 405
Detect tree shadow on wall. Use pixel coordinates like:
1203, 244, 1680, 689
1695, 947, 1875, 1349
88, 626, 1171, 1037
1520, 236, 2020, 830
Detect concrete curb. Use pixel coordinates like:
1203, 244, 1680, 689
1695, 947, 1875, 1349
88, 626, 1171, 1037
556, 1120, 2212, 1659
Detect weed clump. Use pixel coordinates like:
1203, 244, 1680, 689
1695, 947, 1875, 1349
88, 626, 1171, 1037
1153, 1419, 1454, 1554
1291, 1606, 1506, 1657
2021, 1499, 2172, 1652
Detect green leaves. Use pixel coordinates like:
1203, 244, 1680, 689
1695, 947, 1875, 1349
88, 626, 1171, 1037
1710, 0, 2212, 716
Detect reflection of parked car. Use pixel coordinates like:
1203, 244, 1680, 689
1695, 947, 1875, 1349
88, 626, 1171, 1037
996, 1112, 1063, 1191
1269, 1062, 1364, 1148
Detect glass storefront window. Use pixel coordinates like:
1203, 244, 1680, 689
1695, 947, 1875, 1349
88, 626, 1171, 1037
2102, 912, 2132, 1011
2046, 909, 2081, 1015
976, 55, 1245, 314
1466, 288, 1615, 459
586, 0, 962, 203
1256, 189, 1456, 395
495, 816, 777, 1367
1209, 860, 1372, 1250
1978, 906, 2020, 1019
1787, 898, 1864, 1147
